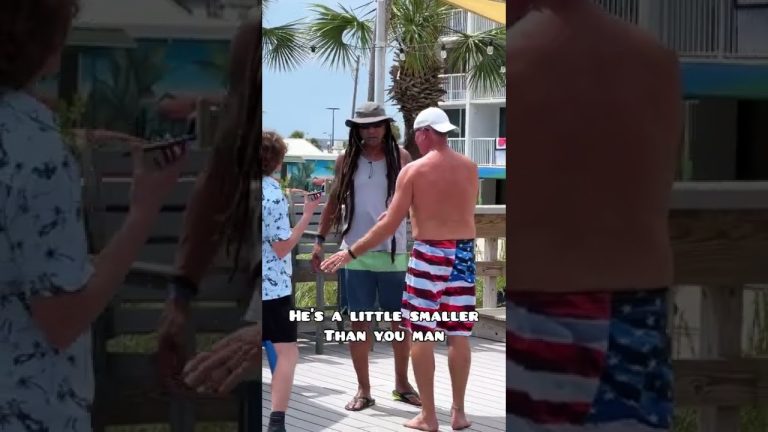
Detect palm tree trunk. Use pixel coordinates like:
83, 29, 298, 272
389, 62, 446, 160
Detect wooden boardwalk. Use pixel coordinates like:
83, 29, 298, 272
262, 337, 506, 432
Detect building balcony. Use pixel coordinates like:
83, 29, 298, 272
441, 9, 502, 37
595, 0, 768, 59
448, 138, 504, 166
439, 73, 506, 104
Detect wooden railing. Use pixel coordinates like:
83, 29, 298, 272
670, 182, 768, 432
82, 148, 254, 432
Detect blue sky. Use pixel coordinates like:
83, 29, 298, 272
263, 0, 404, 140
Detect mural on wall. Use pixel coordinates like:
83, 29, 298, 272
284, 159, 336, 192
78, 39, 229, 140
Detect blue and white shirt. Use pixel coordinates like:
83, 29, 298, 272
261, 175, 292, 301
0, 90, 95, 431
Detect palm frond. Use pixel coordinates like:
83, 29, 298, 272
446, 26, 505, 93
307, 3, 374, 71
263, 20, 309, 72
390, 0, 452, 74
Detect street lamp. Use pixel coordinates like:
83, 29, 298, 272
326, 107, 339, 153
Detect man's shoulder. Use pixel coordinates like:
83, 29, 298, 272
454, 151, 477, 167
262, 177, 284, 199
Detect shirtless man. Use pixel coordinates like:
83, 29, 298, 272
322, 107, 479, 432
507, 1, 682, 431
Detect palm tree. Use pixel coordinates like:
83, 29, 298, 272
308, 0, 505, 158
262, 0, 309, 72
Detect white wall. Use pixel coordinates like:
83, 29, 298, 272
737, 8, 768, 54
467, 104, 500, 138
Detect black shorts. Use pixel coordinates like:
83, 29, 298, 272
262, 295, 298, 343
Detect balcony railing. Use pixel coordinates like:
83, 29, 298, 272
474, 81, 506, 101
594, 0, 640, 25
448, 138, 500, 165
594, 0, 755, 58
442, 9, 467, 36
439, 74, 505, 103
471, 13, 502, 33
440, 73, 467, 103
656, 0, 736, 58
442, 9, 502, 36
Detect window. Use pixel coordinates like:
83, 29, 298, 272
444, 108, 466, 137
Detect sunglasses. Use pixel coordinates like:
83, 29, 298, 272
359, 122, 386, 130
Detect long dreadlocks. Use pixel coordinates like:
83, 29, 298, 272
206, 13, 261, 279
328, 123, 403, 263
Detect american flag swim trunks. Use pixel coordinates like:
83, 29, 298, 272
507, 288, 673, 431
401, 239, 476, 336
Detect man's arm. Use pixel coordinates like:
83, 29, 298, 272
349, 164, 415, 257
268, 193, 319, 259
173, 140, 238, 287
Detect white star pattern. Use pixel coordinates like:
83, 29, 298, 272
261, 176, 293, 301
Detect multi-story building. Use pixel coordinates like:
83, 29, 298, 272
438, 9, 505, 167
596, 0, 768, 181
174, 0, 256, 20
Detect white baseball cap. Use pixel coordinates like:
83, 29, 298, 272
413, 107, 458, 133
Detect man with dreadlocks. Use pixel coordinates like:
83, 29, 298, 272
310, 102, 418, 411
154, 14, 265, 431
322, 107, 479, 432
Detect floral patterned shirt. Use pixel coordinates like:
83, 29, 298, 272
261, 175, 292, 301
0, 90, 95, 431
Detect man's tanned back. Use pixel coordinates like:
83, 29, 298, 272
507, 1, 682, 292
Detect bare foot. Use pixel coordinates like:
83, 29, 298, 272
404, 413, 439, 431
451, 406, 472, 430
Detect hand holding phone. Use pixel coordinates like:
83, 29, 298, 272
304, 191, 322, 215
128, 135, 190, 216
142, 134, 193, 170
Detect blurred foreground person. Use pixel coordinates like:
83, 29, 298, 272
0, 1, 184, 430
507, 1, 681, 431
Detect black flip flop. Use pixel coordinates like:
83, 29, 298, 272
392, 389, 422, 407
345, 396, 376, 411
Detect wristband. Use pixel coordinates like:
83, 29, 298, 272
168, 275, 199, 301
316, 234, 325, 245
348, 249, 357, 259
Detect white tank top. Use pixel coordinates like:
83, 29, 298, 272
340, 156, 407, 253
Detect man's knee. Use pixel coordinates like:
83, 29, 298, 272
350, 321, 371, 331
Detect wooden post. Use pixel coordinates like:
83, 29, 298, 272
697, 285, 743, 432
169, 322, 196, 432
482, 238, 499, 308
196, 99, 219, 149
315, 270, 326, 355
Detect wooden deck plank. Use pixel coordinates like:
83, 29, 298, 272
262, 337, 505, 431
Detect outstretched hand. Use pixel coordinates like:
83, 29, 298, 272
320, 250, 353, 273
182, 325, 261, 395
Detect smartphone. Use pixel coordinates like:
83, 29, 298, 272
307, 191, 323, 201
142, 134, 194, 169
